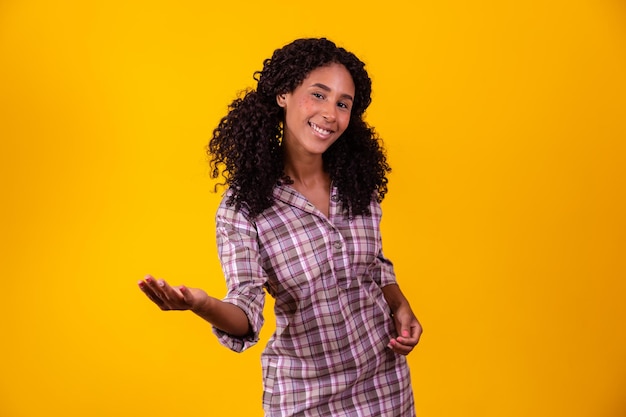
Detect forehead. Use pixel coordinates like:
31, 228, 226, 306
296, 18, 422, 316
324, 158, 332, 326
300, 63, 355, 94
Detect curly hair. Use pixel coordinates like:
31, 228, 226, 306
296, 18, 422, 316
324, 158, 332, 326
208, 38, 391, 218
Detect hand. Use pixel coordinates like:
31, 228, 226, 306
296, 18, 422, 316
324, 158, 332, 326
138, 275, 208, 311
387, 303, 422, 356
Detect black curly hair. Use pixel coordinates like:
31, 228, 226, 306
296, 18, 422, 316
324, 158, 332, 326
208, 38, 391, 218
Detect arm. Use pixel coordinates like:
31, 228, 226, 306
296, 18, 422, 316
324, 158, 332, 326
138, 196, 266, 351
381, 283, 422, 356
138, 275, 251, 337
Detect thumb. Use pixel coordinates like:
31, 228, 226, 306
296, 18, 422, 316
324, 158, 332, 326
396, 316, 411, 339
400, 326, 410, 339
179, 285, 196, 307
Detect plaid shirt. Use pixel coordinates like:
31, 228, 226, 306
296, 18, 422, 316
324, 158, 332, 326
213, 184, 415, 416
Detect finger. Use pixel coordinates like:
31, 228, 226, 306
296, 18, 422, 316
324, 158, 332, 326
144, 275, 164, 295
397, 321, 422, 345
395, 334, 418, 349
144, 276, 176, 305
138, 280, 166, 308
387, 338, 414, 356
388, 322, 420, 354
180, 285, 195, 305
138, 278, 159, 298
407, 323, 423, 343
144, 276, 170, 303
156, 279, 173, 300
411, 324, 423, 343
396, 335, 419, 350
397, 328, 418, 343
159, 280, 186, 305
389, 338, 415, 355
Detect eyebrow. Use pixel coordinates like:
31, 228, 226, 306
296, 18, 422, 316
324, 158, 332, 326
310, 83, 354, 102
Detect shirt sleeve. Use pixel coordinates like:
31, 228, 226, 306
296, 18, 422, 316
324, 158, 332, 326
212, 196, 267, 352
375, 249, 397, 288
370, 199, 398, 288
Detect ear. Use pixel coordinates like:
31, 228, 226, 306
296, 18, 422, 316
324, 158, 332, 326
276, 93, 287, 107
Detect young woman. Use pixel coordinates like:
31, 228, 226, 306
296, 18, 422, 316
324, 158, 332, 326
138, 38, 422, 416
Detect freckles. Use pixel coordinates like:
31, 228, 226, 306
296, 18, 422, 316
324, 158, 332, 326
297, 97, 313, 110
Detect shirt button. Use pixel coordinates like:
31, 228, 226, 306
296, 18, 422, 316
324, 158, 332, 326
333, 241, 343, 249
331, 195, 339, 202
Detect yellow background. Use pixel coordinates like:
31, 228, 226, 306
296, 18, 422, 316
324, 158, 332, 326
1, 1, 625, 416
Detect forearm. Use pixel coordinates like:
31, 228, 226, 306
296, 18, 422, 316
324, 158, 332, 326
192, 295, 251, 337
381, 283, 410, 313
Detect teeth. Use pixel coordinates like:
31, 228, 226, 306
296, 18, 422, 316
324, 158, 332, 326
311, 122, 331, 135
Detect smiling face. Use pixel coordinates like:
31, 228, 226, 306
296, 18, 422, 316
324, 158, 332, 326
277, 63, 355, 160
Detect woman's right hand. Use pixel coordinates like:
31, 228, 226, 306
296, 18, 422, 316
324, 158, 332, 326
138, 275, 208, 311
138, 275, 250, 337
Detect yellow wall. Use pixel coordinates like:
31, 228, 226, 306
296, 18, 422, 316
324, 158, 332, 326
1, 1, 625, 416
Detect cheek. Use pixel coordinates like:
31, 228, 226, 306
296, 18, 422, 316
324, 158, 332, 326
297, 96, 315, 113
339, 114, 351, 131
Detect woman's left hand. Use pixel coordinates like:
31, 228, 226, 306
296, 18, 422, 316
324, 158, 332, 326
388, 303, 422, 356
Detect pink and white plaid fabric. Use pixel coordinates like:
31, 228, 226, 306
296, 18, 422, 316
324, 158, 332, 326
213, 184, 415, 416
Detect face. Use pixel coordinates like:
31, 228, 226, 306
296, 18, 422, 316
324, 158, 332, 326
277, 63, 355, 158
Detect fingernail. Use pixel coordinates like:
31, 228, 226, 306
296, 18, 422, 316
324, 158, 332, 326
158, 280, 165, 287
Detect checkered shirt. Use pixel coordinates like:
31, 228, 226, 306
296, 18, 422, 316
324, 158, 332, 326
213, 184, 415, 416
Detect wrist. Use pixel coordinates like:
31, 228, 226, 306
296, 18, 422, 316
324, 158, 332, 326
190, 291, 213, 315
381, 284, 405, 312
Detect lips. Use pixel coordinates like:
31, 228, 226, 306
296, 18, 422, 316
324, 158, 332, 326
309, 122, 333, 137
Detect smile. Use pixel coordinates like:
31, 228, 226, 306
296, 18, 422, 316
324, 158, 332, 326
309, 122, 333, 136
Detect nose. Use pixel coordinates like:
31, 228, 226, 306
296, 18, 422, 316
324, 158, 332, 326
321, 102, 337, 122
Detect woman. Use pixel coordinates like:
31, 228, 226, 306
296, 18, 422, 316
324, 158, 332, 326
138, 38, 422, 416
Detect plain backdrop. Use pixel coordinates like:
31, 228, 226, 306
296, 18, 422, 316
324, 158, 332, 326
1, 1, 625, 416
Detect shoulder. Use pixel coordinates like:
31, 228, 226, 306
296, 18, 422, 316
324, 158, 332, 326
216, 189, 254, 226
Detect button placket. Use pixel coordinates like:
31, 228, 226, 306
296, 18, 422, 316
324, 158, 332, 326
330, 228, 350, 288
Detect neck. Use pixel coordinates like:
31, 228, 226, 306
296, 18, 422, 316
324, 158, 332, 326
283, 157, 328, 189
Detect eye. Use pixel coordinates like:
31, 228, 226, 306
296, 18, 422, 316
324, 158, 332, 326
338, 102, 350, 110
312, 92, 324, 99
